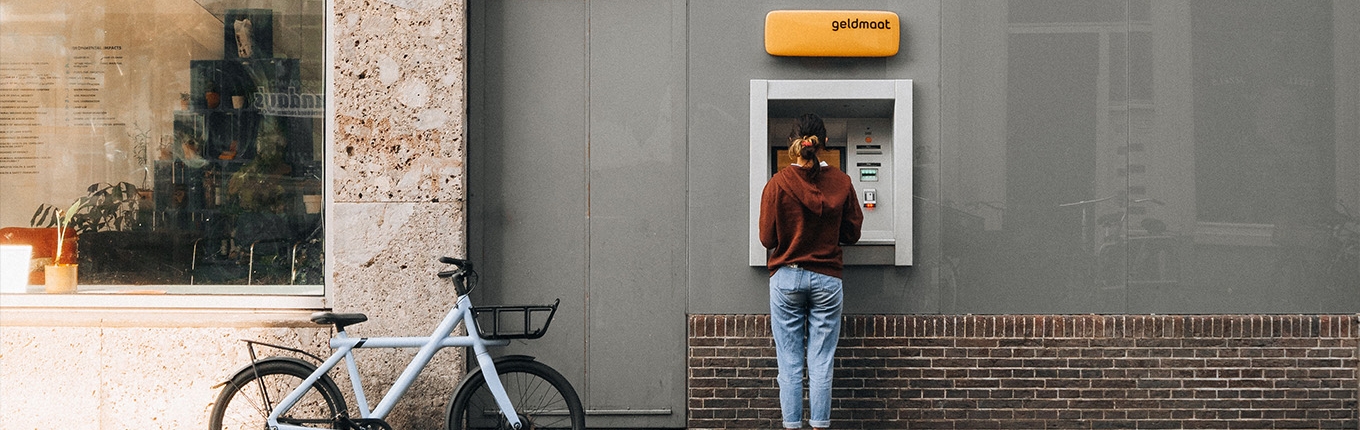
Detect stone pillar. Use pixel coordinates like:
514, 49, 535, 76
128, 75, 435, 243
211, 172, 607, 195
332, 0, 468, 426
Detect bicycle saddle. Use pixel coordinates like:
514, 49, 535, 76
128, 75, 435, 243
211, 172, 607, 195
311, 312, 368, 331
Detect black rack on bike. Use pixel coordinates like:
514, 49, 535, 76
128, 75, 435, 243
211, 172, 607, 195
440, 256, 561, 340
472, 298, 560, 340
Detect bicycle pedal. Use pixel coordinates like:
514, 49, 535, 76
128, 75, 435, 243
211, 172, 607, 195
338, 417, 393, 430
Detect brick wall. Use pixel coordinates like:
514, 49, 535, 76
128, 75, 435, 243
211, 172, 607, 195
688, 314, 1359, 429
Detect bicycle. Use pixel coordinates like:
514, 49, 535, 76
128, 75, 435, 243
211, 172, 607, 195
1056, 195, 1119, 294
1057, 196, 1175, 296
207, 257, 585, 430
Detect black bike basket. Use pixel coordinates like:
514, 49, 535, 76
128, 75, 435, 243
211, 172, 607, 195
471, 298, 560, 340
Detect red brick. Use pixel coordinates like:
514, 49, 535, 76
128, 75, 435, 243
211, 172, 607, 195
686, 314, 1360, 429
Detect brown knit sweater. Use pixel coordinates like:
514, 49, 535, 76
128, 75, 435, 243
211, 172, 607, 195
759, 163, 863, 278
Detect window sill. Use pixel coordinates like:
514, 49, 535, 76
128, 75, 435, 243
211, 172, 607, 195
0, 285, 326, 327
1192, 222, 1274, 247
0, 306, 323, 327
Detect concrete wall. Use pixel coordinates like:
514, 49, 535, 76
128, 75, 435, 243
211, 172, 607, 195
0, 0, 470, 428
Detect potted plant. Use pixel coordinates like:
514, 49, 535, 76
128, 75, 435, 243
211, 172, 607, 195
232, 74, 254, 109
32, 199, 85, 293
205, 81, 221, 109
31, 182, 146, 291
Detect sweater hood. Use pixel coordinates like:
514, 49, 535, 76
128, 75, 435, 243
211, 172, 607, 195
772, 165, 839, 217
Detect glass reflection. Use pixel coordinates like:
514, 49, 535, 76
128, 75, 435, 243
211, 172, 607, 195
0, 0, 325, 291
941, 0, 1358, 313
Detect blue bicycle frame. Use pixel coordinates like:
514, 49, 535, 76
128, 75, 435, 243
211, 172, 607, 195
267, 294, 520, 430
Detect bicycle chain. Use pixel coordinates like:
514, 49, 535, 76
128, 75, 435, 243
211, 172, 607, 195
336, 417, 393, 430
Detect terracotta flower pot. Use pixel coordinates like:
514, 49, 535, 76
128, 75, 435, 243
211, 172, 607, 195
44, 264, 77, 294
206, 91, 221, 109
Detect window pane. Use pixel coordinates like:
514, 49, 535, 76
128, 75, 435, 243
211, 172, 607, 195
1191, 0, 1335, 224
0, 0, 325, 293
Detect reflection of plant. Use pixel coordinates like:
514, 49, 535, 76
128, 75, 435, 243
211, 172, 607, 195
292, 236, 324, 284
1324, 201, 1359, 284
31, 182, 144, 235
233, 66, 257, 98
127, 121, 152, 186
227, 121, 290, 212
205, 80, 221, 109
242, 62, 271, 94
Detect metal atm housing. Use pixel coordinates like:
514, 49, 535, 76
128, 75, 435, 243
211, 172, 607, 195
749, 79, 913, 266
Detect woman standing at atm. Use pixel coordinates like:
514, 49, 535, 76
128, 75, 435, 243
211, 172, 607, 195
759, 113, 863, 430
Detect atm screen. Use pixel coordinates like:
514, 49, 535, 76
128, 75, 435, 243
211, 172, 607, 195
770, 147, 846, 176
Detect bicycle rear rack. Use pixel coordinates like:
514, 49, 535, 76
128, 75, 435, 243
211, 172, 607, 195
243, 339, 328, 364
472, 298, 560, 340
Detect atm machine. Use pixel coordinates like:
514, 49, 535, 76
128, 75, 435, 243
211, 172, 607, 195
748, 79, 914, 266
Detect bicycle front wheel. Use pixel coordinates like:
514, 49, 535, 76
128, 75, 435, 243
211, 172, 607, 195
446, 359, 585, 430
209, 358, 347, 430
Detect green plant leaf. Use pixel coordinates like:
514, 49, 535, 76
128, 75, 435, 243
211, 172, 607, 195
63, 198, 85, 226
31, 204, 48, 227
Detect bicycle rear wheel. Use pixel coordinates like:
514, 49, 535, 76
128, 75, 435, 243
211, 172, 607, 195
446, 359, 584, 430
209, 358, 347, 430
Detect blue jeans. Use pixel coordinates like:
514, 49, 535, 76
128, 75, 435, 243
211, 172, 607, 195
769, 265, 843, 429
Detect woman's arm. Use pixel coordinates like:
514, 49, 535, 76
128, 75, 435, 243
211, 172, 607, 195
840, 190, 864, 245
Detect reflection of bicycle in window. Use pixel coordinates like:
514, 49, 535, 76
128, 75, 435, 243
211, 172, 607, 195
1058, 195, 1118, 292
1124, 214, 1184, 286
1271, 201, 1360, 292
914, 197, 994, 307
208, 257, 585, 430
1059, 196, 1179, 293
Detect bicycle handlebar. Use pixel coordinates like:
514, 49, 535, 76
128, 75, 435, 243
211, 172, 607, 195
1058, 195, 1117, 208
437, 257, 476, 296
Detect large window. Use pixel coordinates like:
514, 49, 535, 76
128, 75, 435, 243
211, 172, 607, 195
1192, 1, 1335, 226
0, 0, 325, 296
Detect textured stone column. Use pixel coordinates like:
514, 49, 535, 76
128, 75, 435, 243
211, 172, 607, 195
332, 0, 468, 426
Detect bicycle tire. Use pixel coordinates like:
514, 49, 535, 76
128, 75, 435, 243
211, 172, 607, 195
209, 358, 347, 430
446, 359, 585, 430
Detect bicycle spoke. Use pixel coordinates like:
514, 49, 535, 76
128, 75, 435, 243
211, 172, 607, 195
228, 378, 274, 421
506, 371, 571, 428
220, 377, 276, 428
452, 365, 581, 429
212, 361, 344, 430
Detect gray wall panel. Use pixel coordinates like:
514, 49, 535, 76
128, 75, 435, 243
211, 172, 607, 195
467, 0, 590, 407
586, 1, 689, 426
472, 1, 690, 426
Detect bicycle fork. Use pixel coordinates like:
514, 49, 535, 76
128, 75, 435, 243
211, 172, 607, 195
471, 338, 524, 429
460, 297, 523, 429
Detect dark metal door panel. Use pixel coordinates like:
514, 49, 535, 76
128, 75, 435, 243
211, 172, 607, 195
470, 1, 688, 427
467, 0, 590, 410
586, 3, 689, 424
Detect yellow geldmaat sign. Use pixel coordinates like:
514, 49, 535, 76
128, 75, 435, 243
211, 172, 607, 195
764, 10, 900, 57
